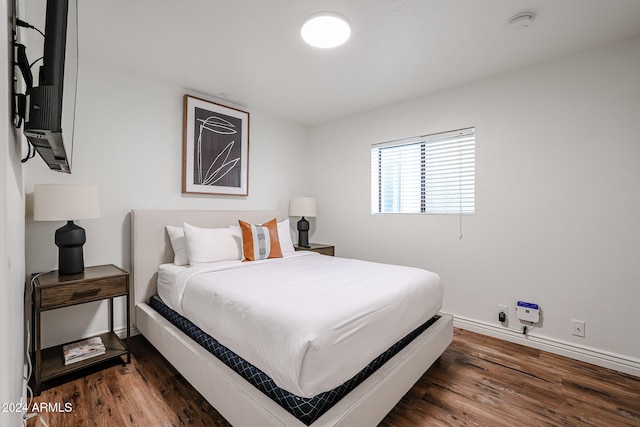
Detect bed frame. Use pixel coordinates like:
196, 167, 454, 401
130, 209, 453, 426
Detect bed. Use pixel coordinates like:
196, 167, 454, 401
130, 209, 453, 426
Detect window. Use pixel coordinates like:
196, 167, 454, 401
371, 127, 475, 214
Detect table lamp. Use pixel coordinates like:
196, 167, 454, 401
289, 197, 316, 248
33, 184, 100, 275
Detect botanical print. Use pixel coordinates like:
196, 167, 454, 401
193, 108, 242, 188
183, 95, 249, 195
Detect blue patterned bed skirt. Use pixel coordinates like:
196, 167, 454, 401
149, 295, 438, 425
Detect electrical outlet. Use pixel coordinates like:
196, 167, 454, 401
572, 319, 585, 337
498, 304, 508, 323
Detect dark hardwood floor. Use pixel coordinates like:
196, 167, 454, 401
27, 329, 640, 426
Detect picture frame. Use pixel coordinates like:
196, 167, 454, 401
183, 95, 250, 195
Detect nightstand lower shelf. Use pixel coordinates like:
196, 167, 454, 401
38, 332, 128, 384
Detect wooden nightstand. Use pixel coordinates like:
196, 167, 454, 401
294, 243, 335, 256
31, 264, 130, 395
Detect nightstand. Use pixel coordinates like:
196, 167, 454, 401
294, 243, 335, 256
31, 264, 130, 395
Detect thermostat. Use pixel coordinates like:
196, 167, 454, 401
516, 301, 540, 323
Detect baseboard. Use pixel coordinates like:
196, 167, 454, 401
115, 325, 140, 339
452, 315, 640, 378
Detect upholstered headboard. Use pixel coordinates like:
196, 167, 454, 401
130, 210, 285, 322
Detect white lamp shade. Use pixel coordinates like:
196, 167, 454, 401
33, 184, 101, 221
289, 197, 317, 217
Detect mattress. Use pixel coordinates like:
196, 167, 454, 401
149, 295, 440, 425
156, 251, 443, 398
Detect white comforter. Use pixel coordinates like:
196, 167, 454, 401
157, 252, 442, 398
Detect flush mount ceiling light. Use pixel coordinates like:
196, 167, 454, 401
507, 12, 534, 31
301, 12, 351, 48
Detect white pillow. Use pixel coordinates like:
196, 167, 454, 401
277, 219, 295, 255
166, 225, 189, 266
183, 223, 243, 264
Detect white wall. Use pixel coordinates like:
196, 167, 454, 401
25, 58, 310, 347
308, 38, 640, 374
1, 0, 26, 425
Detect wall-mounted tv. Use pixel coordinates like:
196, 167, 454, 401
21, 0, 77, 173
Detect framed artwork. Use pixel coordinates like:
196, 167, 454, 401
183, 95, 250, 195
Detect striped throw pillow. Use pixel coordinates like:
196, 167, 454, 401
238, 218, 283, 261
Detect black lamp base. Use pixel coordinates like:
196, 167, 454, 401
55, 220, 86, 275
297, 216, 310, 248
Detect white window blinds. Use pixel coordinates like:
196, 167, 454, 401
371, 127, 475, 214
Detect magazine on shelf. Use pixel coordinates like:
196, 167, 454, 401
63, 336, 106, 365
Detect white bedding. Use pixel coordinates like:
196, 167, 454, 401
156, 251, 443, 398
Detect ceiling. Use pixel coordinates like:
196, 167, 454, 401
30, 0, 640, 126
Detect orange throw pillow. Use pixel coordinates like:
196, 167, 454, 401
238, 218, 283, 261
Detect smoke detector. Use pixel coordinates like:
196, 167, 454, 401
507, 12, 534, 31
